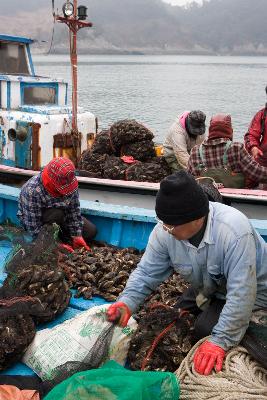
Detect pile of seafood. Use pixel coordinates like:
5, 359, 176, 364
78, 119, 171, 183
0, 296, 38, 371
128, 304, 195, 372
59, 244, 194, 373
59, 244, 189, 307
3, 264, 71, 324
3, 225, 71, 324
137, 272, 189, 317
125, 158, 171, 183
109, 119, 154, 150
59, 245, 142, 301
0, 314, 35, 370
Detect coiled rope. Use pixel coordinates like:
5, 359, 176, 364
176, 337, 267, 400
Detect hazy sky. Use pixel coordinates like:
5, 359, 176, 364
163, 0, 203, 6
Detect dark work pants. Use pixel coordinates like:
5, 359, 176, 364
42, 208, 97, 243
175, 287, 225, 343
176, 287, 267, 369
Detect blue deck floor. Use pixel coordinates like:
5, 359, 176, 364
0, 240, 110, 377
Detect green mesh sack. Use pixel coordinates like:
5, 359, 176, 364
44, 360, 180, 400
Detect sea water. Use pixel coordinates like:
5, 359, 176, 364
33, 54, 267, 142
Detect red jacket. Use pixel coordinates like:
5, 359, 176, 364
244, 108, 267, 152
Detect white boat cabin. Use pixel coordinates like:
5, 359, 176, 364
0, 34, 96, 169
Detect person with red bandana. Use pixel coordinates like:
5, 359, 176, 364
17, 157, 96, 251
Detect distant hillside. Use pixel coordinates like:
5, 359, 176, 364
1, 0, 267, 55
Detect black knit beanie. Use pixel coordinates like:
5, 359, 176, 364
155, 171, 209, 225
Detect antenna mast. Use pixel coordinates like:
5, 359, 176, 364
56, 1, 92, 161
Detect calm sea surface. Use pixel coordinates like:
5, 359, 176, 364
33, 54, 267, 142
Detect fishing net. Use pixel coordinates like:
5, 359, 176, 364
128, 303, 195, 372
241, 308, 267, 369
121, 140, 156, 161
78, 150, 107, 177
102, 156, 128, 180
59, 245, 142, 301
109, 119, 154, 150
0, 293, 38, 371
24, 305, 137, 392
151, 156, 172, 174
125, 160, 170, 182
195, 177, 223, 203
91, 130, 115, 155
43, 360, 180, 400
43, 324, 116, 391
3, 225, 71, 324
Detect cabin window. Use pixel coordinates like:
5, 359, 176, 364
22, 84, 58, 105
0, 42, 29, 75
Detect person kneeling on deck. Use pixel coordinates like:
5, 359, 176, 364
188, 113, 267, 188
163, 110, 206, 171
17, 157, 97, 251
106, 171, 267, 375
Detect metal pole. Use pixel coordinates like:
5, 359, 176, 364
55, 5, 92, 165
71, 0, 78, 132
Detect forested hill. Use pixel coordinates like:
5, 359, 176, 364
1, 0, 267, 55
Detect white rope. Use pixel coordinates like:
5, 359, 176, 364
176, 337, 267, 400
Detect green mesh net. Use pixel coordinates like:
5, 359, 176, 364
44, 360, 180, 400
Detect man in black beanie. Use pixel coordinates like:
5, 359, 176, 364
107, 171, 267, 375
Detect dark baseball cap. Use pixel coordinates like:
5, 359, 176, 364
187, 110, 206, 136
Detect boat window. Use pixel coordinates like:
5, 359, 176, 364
23, 86, 57, 105
0, 42, 29, 75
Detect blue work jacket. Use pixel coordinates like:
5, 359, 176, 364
119, 202, 267, 350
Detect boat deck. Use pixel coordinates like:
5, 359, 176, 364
0, 235, 111, 377
1, 183, 267, 377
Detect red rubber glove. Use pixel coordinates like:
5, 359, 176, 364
106, 302, 132, 327
58, 243, 74, 253
193, 340, 226, 375
72, 236, 91, 251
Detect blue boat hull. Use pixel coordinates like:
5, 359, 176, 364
0, 183, 267, 377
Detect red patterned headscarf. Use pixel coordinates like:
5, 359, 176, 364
42, 157, 78, 197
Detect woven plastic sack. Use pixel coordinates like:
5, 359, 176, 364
44, 360, 180, 400
23, 305, 137, 381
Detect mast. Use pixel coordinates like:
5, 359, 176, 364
56, 1, 92, 162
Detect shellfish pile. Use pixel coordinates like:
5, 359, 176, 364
3, 225, 71, 324
125, 157, 171, 183
0, 313, 35, 370
78, 119, 171, 183
109, 119, 154, 151
138, 272, 189, 315
0, 296, 38, 371
3, 265, 71, 324
128, 304, 195, 372
59, 245, 142, 301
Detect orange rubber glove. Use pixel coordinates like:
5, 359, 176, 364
72, 236, 91, 251
193, 340, 226, 375
106, 302, 132, 327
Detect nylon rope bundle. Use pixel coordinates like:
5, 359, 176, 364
176, 337, 267, 400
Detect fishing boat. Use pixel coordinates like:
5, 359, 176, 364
0, 33, 96, 170
0, 181, 155, 377
0, 182, 267, 378
1, 8, 267, 220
